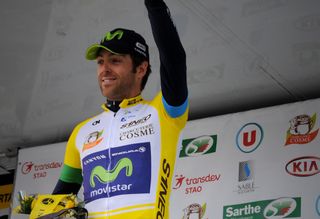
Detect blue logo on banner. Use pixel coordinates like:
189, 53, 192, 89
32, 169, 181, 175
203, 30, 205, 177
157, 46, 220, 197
82, 143, 151, 203
316, 195, 320, 216
239, 160, 254, 182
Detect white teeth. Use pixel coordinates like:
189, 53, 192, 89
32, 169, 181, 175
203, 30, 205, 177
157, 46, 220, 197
102, 77, 116, 82
102, 77, 116, 85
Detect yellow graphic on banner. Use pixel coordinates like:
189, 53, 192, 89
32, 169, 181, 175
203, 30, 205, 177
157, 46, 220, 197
0, 184, 13, 209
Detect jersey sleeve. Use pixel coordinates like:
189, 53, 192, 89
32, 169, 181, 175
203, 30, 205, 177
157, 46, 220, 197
53, 122, 84, 194
145, 0, 188, 118
63, 123, 82, 171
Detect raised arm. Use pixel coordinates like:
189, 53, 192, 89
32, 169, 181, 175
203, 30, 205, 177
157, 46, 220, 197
145, 0, 188, 110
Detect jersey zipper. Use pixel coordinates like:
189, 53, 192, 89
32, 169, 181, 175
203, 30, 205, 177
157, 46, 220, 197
105, 108, 121, 212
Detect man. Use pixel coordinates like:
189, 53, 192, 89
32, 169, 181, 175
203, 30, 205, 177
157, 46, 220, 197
53, 0, 188, 218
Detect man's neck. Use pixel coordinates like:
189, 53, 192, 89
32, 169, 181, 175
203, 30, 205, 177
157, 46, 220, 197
105, 94, 142, 112
106, 99, 121, 112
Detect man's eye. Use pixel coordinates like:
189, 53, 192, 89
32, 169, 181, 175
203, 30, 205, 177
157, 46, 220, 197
97, 59, 103, 65
111, 58, 121, 63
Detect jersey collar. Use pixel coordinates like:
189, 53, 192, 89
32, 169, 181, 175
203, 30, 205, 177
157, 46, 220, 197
101, 95, 144, 111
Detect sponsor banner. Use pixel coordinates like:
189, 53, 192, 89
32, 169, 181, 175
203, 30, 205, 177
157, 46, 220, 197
171, 98, 319, 218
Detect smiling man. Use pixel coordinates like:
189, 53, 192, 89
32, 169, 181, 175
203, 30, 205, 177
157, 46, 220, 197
53, 0, 188, 218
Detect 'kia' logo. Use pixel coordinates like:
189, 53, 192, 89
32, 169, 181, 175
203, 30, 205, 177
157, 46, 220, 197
285, 156, 320, 177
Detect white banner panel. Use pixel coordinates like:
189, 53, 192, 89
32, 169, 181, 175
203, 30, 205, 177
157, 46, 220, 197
170, 98, 320, 219
11, 142, 66, 218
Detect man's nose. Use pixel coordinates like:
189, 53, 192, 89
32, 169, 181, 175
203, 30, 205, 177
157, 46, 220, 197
101, 61, 110, 73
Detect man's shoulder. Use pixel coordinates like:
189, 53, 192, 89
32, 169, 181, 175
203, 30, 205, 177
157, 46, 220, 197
148, 92, 163, 104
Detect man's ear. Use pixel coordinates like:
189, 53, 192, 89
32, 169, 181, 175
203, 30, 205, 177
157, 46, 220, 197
136, 61, 149, 79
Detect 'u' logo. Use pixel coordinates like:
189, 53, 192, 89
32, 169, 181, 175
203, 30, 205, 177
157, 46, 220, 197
243, 130, 256, 147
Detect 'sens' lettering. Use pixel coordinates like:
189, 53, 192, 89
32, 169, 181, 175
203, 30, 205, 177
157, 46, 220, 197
157, 159, 170, 219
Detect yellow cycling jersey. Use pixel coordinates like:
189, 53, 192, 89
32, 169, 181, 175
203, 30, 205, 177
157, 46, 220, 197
62, 92, 188, 219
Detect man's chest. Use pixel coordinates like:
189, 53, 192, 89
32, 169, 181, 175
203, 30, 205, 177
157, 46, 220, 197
77, 106, 161, 155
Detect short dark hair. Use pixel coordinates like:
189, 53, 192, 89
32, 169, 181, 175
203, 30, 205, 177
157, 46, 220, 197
130, 54, 152, 91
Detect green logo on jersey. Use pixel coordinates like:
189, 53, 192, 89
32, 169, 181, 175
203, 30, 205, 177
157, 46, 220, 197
90, 157, 133, 188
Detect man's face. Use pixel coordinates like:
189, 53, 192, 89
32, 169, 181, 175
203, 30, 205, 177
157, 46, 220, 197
96, 50, 144, 101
